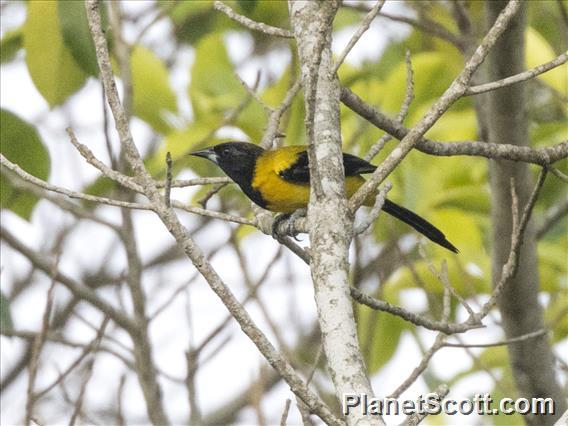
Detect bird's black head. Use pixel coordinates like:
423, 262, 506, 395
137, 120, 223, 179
190, 142, 265, 188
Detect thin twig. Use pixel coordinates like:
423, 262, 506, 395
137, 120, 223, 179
279, 399, 292, 426
419, 252, 475, 318
35, 318, 109, 400
1, 225, 136, 334
0, 154, 150, 211
537, 197, 568, 239
547, 165, 568, 182
260, 79, 302, 149
388, 287, 451, 399
66, 128, 142, 192
165, 152, 173, 207
350, 287, 482, 334
353, 183, 391, 234
1, 158, 255, 226
365, 50, 414, 162
2, 168, 120, 231
155, 177, 231, 188
67, 358, 94, 426
349, 0, 524, 212
400, 384, 450, 426
465, 51, 568, 95
235, 70, 268, 113
333, 0, 385, 74
25, 280, 57, 426
213, 1, 293, 38
443, 329, 548, 348
474, 169, 548, 321
346, 3, 466, 51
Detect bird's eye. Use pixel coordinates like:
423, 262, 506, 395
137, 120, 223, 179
221, 148, 230, 157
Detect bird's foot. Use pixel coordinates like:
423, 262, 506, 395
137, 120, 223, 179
271, 209, 306, 241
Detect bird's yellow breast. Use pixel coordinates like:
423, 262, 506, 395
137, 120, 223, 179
251, 146, 368, 213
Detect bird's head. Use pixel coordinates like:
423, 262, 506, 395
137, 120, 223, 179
190, 142, 264, 184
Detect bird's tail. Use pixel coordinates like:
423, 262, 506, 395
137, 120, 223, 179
382, 199, 459, 253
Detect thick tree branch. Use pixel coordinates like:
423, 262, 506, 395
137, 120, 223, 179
349, 0, 523, 212
85, 2, 339, 423
290, 2, 382, 425
484, 3, 566, 421
340, 86, 567, 165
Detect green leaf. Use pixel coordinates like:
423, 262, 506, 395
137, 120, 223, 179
189, 33, 245, 118
23, 0, 88, 107
167, 1, 221, 45
0, 28, 23, 64
387, 256, 488, 297
526, 27, 567, 95
382, 51, 461, 118
357, 288, 408, 374
0, 292, 13, 333
131, 45, 178, 134
146, 115, 224, 175
57, 0, 99, 76
237, 0, 257, 14
1, 109, 51, 220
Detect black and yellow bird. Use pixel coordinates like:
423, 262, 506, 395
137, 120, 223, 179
191, 142, 458, 253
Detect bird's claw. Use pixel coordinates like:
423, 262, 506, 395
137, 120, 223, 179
271, 212, 302, 241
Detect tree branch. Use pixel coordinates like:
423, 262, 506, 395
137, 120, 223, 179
85, 1, 339, 423
340, 87, 568, 165
213, 1, 294, 38
349, 0, 523, 212
465, 51, 568, 95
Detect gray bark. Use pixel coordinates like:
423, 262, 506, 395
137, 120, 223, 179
486, 3, 566, 424
289, 1, 382, 425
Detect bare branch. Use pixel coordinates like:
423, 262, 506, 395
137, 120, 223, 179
279, 399, 292, 426
213, 1, 293, 38
85, 1, 339, 422
465, 51, 568, 95
475, 169, 548, 321
0, 154, 151, 211
66, 128, 142, 192
341, 87, 568, 165
1, 226, 136, 335
400, 384, 450, 426
365, 50, 414, 162
155, 177, 231, 188
2, 167, 120, 230
353, 183, 391, 235
165, 152, 173, 207
443, 329, 548, 348
349, 0, 523, 212
345, 3, 466, 51
34, 317, 109, 401
333, 0, 385, 74
350, 287, 482, 334
537, 197, 568, 239
25, 280, 56, 426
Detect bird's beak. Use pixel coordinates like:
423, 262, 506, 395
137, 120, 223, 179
189, 147, 218, 164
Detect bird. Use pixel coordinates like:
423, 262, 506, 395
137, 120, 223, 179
190, 141, 458, 253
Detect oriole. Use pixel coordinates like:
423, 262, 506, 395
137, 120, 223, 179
191, 142, 458, 253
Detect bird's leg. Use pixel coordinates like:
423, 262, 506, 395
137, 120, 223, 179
271, 208, 307, 241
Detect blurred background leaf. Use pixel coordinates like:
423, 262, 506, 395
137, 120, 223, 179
0, 109, 51, 220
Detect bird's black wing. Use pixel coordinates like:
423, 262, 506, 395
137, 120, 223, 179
279, 151, 376, 183
279, 150, 311, 183
343, 153, 376, 176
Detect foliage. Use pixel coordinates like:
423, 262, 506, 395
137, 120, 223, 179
1, 1, 566, 424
